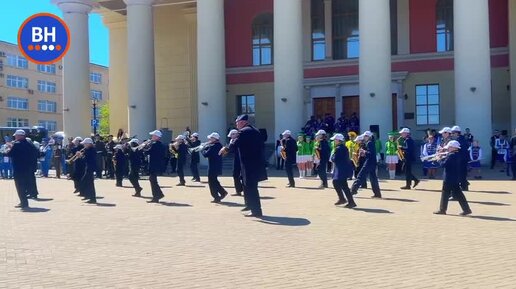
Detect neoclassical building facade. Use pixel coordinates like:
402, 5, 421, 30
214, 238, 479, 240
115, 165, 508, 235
53, 0, 516, 156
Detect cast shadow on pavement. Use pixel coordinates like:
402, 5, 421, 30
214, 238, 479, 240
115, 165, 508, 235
94, 202, 117, 207
462, 215, 516, 222
351, 207, 393, 214
356, 196, 417, 203
32, 197, 53, 202
469, 190, 511, 195
21, 207, 50, 213
159, 201, 192, 207
468, 200, 510, 206
219, 201, 245, 207
257, 216, 311, 226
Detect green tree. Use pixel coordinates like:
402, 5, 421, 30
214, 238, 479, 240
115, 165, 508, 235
98, 103, 110, 135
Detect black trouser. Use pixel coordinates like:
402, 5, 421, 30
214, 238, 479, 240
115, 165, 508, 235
96, 154, 104, 178
512, 159, 516, 179
54, 157, 61, 178
129, 167, 141, 192
81, 171, 96, 201
333, 179, 355, 205
27, 172, 39, 198
351, 165, 381, 197
177, 161, 185, 184
170, 158, 177, 173
191, 162, 200, 180
439, 182, 471, 213
490, 148, 497, 169
276, 157, 285, 170
318, 160, 328, 187
459, 159, 469, 189
208, 174, 227, 201
243, 180, 262, 215
404, 161, 419, 187
14, 172, 30, 207
149, 173, 164, 200
285, 163, 295, 187
115, 167, 124, 186
233, 168, 243, 195
106, 154, 114, 178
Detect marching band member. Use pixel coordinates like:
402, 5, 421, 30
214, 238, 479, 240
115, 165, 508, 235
114, 144, 126, 187
330, 134, 356, 208
127, 139, 144, 197
282, 130, 297, 188
399, 128, 420, 190
202, 133, 228, 203
468, 140, 483, 179
305, 135, 314, 177
172, 135, 188, 186
105, 136, 116, 179
188, 133, 201, 182
384, 132, 399, 180
438, 127, 452, 150
346, 132, 358, 180
296, 134, 307, 179
315, 130, 330, 189
350, 131, 382, 198
433, 141, 472, 216
39, 139, 52, 178
495, 131, 511, 175
451, 126, 470, 191
79, 138, 97, 204
421, 135, 439, 179
354, 135, 368, 189
5, 130, 39, 209
70, 137, 85, 196
146, 130, 166, 203
228, 129, 243, 197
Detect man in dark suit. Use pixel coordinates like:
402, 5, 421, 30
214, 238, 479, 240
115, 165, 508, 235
127, 139, 143, 197
146, 130, 165, 203
94, 134, 106, 179
451, 126, 470, 191
172, 135, 188, 186
114, 144, 126, 187
399, 128, 420, 190
79, 138, 97, 204
202, 133, 228, 203
220, 114, 267, 217
351, 131, 382, 198
315, 129, 330, 189
330, 133, 356, 208
187, 133, 201, 182
228, 129, 243, 196
282, 130, 297, 188
6, 130, 38, 209
434, 141, 472, 215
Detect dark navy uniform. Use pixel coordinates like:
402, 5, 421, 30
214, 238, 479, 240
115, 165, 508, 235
188, 138, 201, 182
456, 134, 470, 190
128, 146, 143, 195
227, 124, 267, 216
72, 144, 85, 195
331, 143, 355, 207
202, 141, 228, 202
400, 136, 420, 189
114, 148, 127, 187
232, 152, 243, 195
436, 152, 471, 214
284, 136, 297, 187
81, 146, 97, 203
351, 139, 382, 198
146, 141, 165, 202
317, 138, 330, 188
95, 139, 106, 178
6, 139, 38, 208
173, 142, 188, 185
26, 141, 39, 198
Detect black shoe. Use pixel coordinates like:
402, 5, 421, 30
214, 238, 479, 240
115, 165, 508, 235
81, 197, 89, 201
400, 186, 411, 190
220, 191, 228, 201
413, 179, 420, 188
231, 193, 242, 196
176, 183, 186, 187
240, 207, 251, 212
345, 203, 357, 209
334, 200, 347, 206
244, 212, 263, 218
116, 184, 122, 187
371, 195, 382, 199
134, 187, 143, 196
286, 185, 295, 188
433, 210, 446, 215
459, 210, 472, 216
147, 199, 159, 203
193, 179, 201, 182
72, 189, 78, 194
14, 204, 28, 209
86, 199, 97, 204
211, 199, 221, 204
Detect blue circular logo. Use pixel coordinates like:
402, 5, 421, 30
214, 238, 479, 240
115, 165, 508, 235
18, 13, 70, 64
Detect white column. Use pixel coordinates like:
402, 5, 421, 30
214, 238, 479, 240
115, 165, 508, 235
359, 0, 392, 135
324, 0, 333, 60
454, 0, 492, 163
124, 0, 156, 139
397, 0, 410, 55
510, 0, 516, 131
274, 0, 304, 138
197, 0, 226, 141
54, 0, 96, 138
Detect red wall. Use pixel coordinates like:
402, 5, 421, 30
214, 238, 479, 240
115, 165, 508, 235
225, 0, 273, 68
410, 0, 437, 54
489, 0, 509, 48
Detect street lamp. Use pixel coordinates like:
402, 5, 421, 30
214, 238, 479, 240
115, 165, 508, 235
91, 98, 98, 135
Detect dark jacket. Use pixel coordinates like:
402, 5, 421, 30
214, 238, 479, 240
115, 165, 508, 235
284, 136, 297, 165
331, 143, 353, 180
318, 139, 330, 163
442, 152, 461, 184
402, 137, 416, 163
456, 135, 469, 160
146, 140, 165, 174
128, 147, 142, 170
72, 144, 85, 177
362, 140, 377, 168
202, 142, 223, 176
6, 139, 37, 175
84, 146, 97, 174
174, 142, 188, 164
188, 139, 201, 164
95, 140, 107, 156
227, 124, 267, 185
115, 149, 126, 171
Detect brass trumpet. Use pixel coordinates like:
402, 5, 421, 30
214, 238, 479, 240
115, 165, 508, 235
421, 151, 450, 162
137, 140, 154, 151
188, 142, 209, 153
66, 148, 85, 164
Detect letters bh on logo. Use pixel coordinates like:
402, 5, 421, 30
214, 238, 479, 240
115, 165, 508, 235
18, 13, 70, 64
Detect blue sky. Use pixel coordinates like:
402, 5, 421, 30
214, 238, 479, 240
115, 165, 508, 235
0, 0, 109, 66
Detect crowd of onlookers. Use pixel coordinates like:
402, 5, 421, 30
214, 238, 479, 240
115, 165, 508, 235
302, 113, 360, 136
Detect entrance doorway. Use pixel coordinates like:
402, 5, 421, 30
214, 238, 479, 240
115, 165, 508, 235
342, 94, 399, 135
313, 97, 335, 119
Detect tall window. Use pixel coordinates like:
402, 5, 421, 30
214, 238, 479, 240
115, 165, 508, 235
7, 97, 29, 110
6, 54, 28, 69
90, 90, 103, 101
252, 14, 273, 66
38, 120, 57, 132
416, 84, 440, 125
37, 80, 57, 93
37, 64, 56, 74
90, 72, 102, 84
7, 118, 29, 127
238, 95, 256, 119
333, 0, 359, 59
6, 75, 29, 89
436, 0, 453, 52
311, 0, 326, 61
38, 100, 57, 113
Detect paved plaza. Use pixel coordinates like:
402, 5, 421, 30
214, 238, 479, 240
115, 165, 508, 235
1, 173, 515, 289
